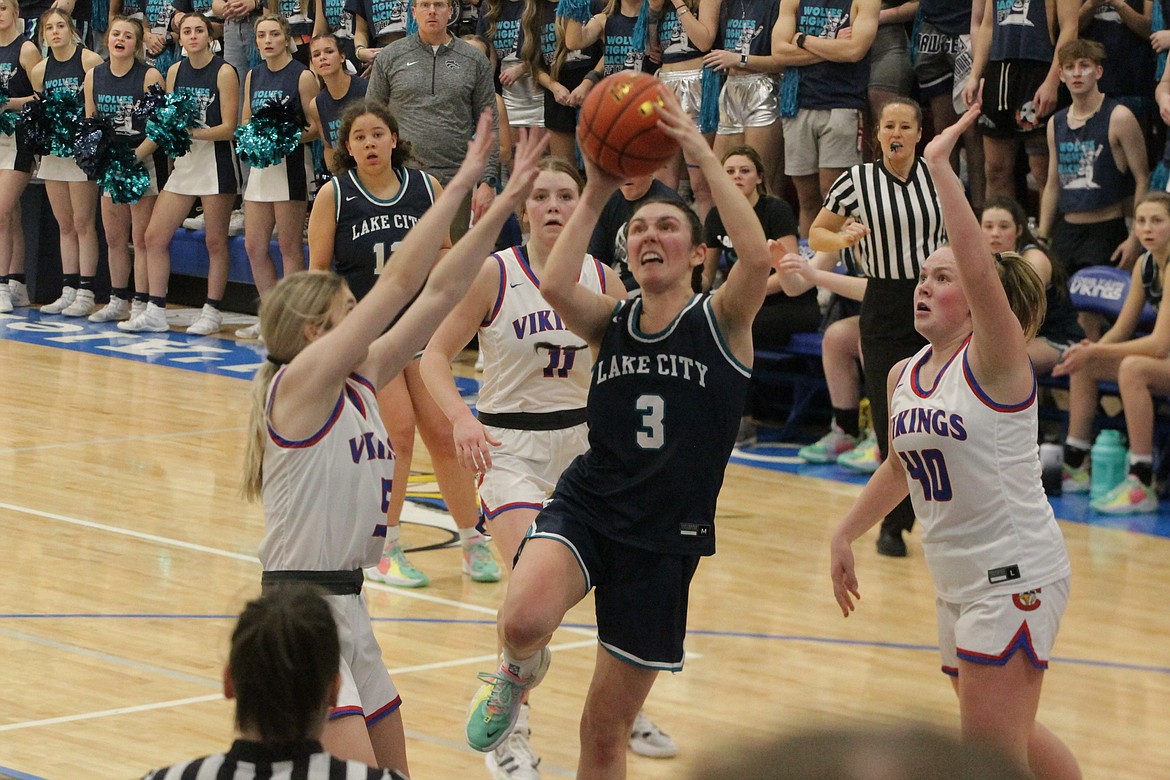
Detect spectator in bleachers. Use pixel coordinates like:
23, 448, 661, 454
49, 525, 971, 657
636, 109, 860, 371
211, 0, 263, 86
648, 0, 719, 219
1079, 0, 1153, 134
866, 0, 914, 142
1053, 190, 1170, 513
367, 0, 500, 240
347, 0, 408, 74
238, 13, 320, 339
1038, 39, 1148, 335
127, 13, 240, 333
140, 584, 409, 780
170, 0, 224, 47
704, 144, 815, 446
84, 17, 168, 326
980, 196, 1084, 374
701, 0, 785, 200
912, 0, 984, 206
775, 245, 880, 470
809, 95, 945, 557
964, 0, 1078, 202
518, 0, 603, 164
589, 171, 686, 293
564, 0, 651, 76
479, 0, 545, 140
0, 0, 39, 315
30, 9, 105, 318
773, 0, 880, 236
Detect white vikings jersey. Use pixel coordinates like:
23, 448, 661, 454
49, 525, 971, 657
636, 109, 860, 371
890, 339, 1071, 602
476, 246, 609, 415
259, 370, 393, 572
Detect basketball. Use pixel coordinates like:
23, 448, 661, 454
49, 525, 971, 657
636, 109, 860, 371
577, 72, 679, 178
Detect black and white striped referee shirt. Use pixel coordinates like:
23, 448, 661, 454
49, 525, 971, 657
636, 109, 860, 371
141, 740, 409, 780
822, 159, 947, 281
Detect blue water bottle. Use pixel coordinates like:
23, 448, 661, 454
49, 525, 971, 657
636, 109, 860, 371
1090, 430, 1128, 500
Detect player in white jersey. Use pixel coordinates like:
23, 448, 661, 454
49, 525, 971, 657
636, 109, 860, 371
424, 157, 684, 779
239, 113, 547, 776
830, 104, 1079, 779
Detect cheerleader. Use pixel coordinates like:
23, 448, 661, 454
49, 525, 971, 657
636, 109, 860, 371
82, 17, 166, 326
240, 12, 319, 325
520, 0, 603, 161
0, 0, 39, 314
126, 12, 240, 334
306, 32, 366, 171
28, 9, 104, 317
307, 99, 502, 589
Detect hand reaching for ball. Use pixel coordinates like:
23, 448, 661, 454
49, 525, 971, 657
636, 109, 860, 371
653, 89, 708, 164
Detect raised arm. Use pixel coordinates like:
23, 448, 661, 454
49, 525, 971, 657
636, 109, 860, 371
923, 104, 1033, 396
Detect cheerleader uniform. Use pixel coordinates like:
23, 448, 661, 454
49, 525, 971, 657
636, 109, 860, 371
90, 60, 171, 196
165, 55, 241, 196
244, 58, 312, 203
38, 47, 89, 183
316, 76, 368, 150
0, 36, 34, 173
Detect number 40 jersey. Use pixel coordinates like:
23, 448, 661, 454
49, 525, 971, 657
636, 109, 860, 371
331, 167, 438, 302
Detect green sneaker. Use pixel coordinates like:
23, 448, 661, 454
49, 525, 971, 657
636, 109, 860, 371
837, 433, 881, 474
798, 425, 861, 463
1090, 475, 1158, 514
463, 536, 501, 583
1062, 463, 1090, 494
466, 648, 552, 752
366, 541, 430, 588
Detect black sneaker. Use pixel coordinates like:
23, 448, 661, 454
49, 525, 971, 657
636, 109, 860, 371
876, 529, 907, 557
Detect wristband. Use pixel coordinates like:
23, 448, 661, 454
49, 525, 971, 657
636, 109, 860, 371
796, 32, 807, 48
676, 4, 690, 14
584, 69, 602, 84
739, 51, 748, 65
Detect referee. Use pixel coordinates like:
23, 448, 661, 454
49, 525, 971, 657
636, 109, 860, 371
809, 96, 946, 558
140, 584, 408, 780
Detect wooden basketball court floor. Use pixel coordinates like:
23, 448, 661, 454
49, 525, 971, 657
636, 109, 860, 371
1, 329, 1168, 779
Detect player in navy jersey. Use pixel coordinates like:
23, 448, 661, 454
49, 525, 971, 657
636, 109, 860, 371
28, 10, 105, 318
85, 17, 168, 326
129, 12, 241, 334
463, 91, 773, 777
0, 0, 40, 315
308, 98, 502, 589
830, 105, 1079, 779
306, 32, 367, 171
242, 113, 546, 772
241, 13, 320, 328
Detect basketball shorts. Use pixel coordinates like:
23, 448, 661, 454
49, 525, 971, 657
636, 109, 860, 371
936, 576, 1069, 676
869, 23, 913, 95
1052, 217, 1129, 274
523, 506, 700, 671
326, 593, 402, 725
658, 67, 704, 126
478, 423, 589, 520
914, 21, 969, 101
979, 58, 1050, 139
782, 107, 863, 176
716, 72, 778, 135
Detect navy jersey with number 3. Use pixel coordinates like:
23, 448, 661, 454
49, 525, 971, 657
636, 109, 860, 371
549, 294, 751, 556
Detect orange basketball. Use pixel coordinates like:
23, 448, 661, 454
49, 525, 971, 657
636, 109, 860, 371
577, 72, 679, 178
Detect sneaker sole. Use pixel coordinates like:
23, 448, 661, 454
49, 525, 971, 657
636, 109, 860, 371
365, 571, 430, 588
462, 560, 501, 583
628, 739, 679, 759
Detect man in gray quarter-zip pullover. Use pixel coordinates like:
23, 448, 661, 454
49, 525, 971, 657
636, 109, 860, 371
367, 0, 499, 239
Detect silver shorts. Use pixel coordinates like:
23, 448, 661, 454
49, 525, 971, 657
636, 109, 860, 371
659, 67, 704, 124
716, 72, 778, 134
503, 71, 545, 128
782, 107, 863, 176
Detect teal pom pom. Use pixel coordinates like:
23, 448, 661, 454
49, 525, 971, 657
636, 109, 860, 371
145, 91, 202, 158
0, 110, 17, 136
44, 87, 85, 157
234, 96, 306, 169
100, 145, 151, 204
556, 0, 594, 24
699, 66, 722, 134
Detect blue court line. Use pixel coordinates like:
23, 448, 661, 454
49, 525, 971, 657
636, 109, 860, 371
4, 614, 1167, 676
0, 765, 46, 780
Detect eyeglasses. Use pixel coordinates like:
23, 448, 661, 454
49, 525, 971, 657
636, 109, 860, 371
416, 1, 449, 10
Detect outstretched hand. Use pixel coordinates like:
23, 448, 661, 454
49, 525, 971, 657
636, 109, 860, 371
655, 87, 707, 162
923, 102, 980, 168
498, 127, 550, 204
448, 109, 496, 193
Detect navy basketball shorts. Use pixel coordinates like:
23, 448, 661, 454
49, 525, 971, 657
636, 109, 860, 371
523, 507, 700, 671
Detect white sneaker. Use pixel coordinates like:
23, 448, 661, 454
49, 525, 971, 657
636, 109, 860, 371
0, 284, 11, 313
130, 298, 147, 319
236, 321, 262, 340
8, 279, 29, 307
228, 209, 245, 236
629, 711, 677, 758
485, 704, 540, 779
40, 286, 77, 314
182, 213, 206, 231
61, 289, 95, 317
117, 302, 169, 332
186, 304, 223, 335
89, 296, 131, 322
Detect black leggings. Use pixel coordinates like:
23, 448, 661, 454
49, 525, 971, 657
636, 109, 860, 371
860, 278, 926, 535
